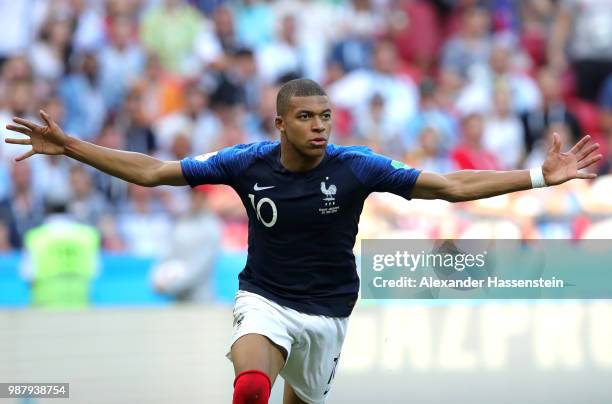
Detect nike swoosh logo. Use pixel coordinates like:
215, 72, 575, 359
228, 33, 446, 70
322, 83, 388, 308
254, 183, 275, 191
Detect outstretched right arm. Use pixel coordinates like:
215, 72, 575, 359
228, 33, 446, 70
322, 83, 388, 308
4, 110, 187, 187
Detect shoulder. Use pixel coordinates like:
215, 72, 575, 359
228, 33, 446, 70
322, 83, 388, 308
328, 144, 375, 160
329, 144, 395, 167
328, 144, 394, 179
198, 141, 278, 162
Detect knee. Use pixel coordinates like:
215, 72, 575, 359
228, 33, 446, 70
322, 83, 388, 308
233, 370, 271, 404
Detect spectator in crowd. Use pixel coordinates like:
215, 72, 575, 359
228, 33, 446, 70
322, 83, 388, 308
97, 213, 125, 252
245, 84, 280, 142
0, 220, 12, 252
231, 47, 262, 112
67, 165, 109, 227
328, 39, 419, 139
140, 0, 205, 75
70, 0, 105, 53
483, 85, 525, 169
154, 83, 221, 155
116, 88, 156, 155
441, 5, 492, 80
596, 75, 612, 174
405, 126, 457, 174
456, 35, 540, 115
29, 13, 73, 82
256, 13, 303, 84
600, 74, 612, 135
210, 4, 240, 53
328, 0, 384, 74
60, 52, 106, 141
232, 0, 275, 50
99, 14, 146, 111
404, 78, 459, 152
355, 94, 401, 158
207, 47, 261, 115
391, 0, 442, 75
132, 54, 185, 120
116, 183, 173, 258
519, 0, 557, 66
22, 200, 100, 309
451, 112, 501, 170
548, 0, 612, 101
151, 188, 222, 302
90, 122, 129, 205
38, 154, 72, 206
0, 0, 45, 64
521, 66, 581, 153
0, 161, 45, 249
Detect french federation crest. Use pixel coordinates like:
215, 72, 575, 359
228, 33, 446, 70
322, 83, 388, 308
319, 177, 340, 215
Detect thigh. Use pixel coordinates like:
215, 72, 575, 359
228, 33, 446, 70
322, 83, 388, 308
228, 291, 295, 385
231, 333, 286, 386
281, 316, 348, 403
283, 381, 308, 404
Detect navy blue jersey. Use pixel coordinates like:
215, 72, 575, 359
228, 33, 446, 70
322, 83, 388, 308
181, 141, 421, 317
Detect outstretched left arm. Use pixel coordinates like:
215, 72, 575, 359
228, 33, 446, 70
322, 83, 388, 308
412, 134, 602, 202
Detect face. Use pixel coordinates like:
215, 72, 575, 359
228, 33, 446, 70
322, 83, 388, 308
9, 81, 32, 113
214, 6, 234, 36
111, 16, 133, 47
373, 41, 397, 74
70, 167, 92, 196
493, 88, 512, 115
538, 69, 560, 101
420, 127, 441, 155
463, 114, 484, 144
464, 8, 490, 36
489, 46, 510, 74
276, 95, 332, 159
186, 87, 207, 114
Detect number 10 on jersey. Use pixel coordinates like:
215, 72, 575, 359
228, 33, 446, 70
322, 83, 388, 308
248, 194, 278, 227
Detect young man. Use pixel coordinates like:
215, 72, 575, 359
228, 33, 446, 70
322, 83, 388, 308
5, 79, 602, 404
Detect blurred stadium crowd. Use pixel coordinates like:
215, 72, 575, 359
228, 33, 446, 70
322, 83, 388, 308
1, 0, 612, 257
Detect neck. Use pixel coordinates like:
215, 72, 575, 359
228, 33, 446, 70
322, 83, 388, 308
280, 140, 325, 173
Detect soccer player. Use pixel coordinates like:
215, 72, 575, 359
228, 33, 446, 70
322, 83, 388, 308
5, 79, 602, 404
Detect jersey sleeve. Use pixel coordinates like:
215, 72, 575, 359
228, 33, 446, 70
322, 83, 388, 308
180, 144, 255, 187
342, 146, 422, 199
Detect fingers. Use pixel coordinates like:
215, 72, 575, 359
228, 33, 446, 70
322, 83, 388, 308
576, 171, 597, 179
5, 124, 32, 136
4, 138, 32, 145
15, 149, 35, 162
12, 117, 41, 131
568, 134, 591, 155
550, 132, 562, 153
577, 154, 603, 170
576, 142, 599, 161
39, 109, 53, 127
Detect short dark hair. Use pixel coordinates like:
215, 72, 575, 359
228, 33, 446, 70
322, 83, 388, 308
276, 78, 327, 116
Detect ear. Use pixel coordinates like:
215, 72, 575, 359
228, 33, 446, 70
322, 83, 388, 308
274, 116, 285, 133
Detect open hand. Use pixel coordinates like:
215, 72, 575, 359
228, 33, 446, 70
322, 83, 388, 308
4, 110, 68, 161
542, 133, 602, 186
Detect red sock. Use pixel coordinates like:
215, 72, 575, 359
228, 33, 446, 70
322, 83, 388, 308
233, 370, 271, 404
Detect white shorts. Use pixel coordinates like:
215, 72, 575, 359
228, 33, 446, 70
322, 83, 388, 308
227, 290, 349, 404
